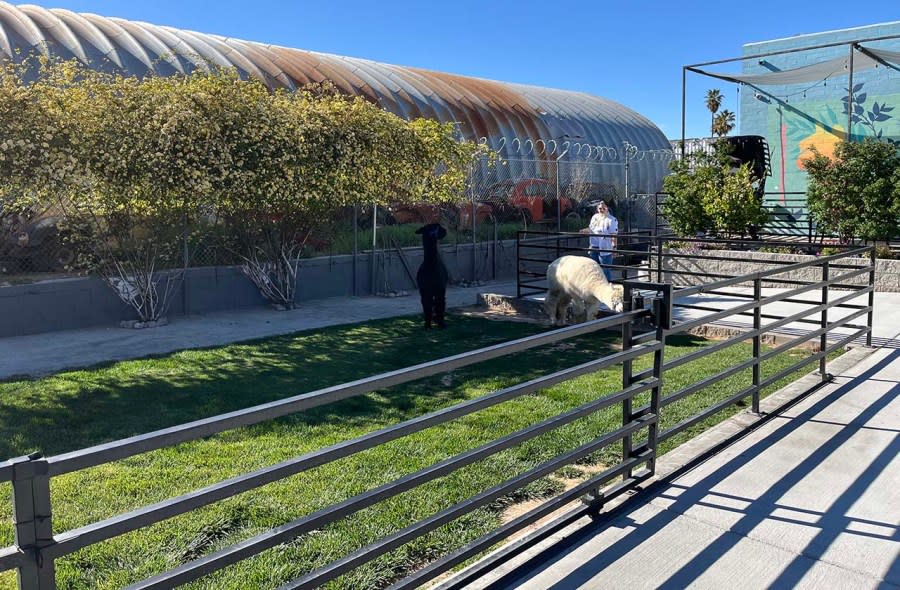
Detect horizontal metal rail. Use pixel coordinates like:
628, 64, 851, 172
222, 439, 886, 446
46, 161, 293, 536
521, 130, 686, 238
658, 385, 756, 443
0, 547, 23, 572
758, 308, 871, 364
48, 351, 659, 560
279, 417, 656, 590
673, 247, 869, 297
662, 357, 757, 409
42, 309, 646, 477
758, 328, 868, 391
662, 288, 870, 376
131, 415, 657, 589
671, 267, 871, 333
388, 455, 654, 590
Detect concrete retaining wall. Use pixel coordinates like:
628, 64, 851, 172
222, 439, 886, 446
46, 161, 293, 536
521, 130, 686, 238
0, 240, 517, 337
659, 249, 897, 290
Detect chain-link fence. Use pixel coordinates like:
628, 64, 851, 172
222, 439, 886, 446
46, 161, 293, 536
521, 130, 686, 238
0, 205, 76, 284
1, 155, 665, 288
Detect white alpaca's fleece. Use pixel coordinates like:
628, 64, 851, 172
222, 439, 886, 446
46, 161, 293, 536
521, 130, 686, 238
544, 255, 624, 326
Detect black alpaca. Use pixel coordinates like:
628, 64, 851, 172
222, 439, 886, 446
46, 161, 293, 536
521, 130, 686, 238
415, 223, 449, 329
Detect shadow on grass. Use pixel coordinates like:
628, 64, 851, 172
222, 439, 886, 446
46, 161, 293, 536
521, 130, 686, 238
0, 314, 631, 459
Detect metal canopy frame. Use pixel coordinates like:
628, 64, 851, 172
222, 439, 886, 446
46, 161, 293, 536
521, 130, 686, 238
680, 31, 900, 156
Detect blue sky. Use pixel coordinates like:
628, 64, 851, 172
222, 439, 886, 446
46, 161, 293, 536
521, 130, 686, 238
34, 0, 900, 140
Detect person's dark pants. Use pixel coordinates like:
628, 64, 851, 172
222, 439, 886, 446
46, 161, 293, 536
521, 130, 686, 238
589, 250, 613, 281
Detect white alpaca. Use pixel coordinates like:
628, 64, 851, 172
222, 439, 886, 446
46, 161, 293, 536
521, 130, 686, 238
544, 256, 625, 326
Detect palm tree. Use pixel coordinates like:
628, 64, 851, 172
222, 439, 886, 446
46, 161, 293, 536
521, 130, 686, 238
712, 110, 736, 137
705, 89, 723, 137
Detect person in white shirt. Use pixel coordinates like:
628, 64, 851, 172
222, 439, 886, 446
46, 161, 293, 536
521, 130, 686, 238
586, 201, 617, 280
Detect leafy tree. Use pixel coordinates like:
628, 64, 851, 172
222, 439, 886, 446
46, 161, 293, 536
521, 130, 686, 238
0, 57, 488, 316
705, 89, 723, 137
663, 148, 767, 238
703, 163, 767, 236
661, 158, 714, 236
803, 138, 900, 243
213, 83, 486, 308
26, 60, 236, 322
712, 109, 736, 137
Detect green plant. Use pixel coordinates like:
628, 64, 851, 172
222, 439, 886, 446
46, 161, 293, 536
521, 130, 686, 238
705, 89, 723, 137
757, 246, 794, 254
712, 109, 736, 137
803, 138, 900, 243
874, 244, 894, 259
703, 163, 768, 235
662, 149, 766, 238
662, 158, 714, 236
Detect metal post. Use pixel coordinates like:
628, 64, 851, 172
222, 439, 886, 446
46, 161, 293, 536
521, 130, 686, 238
11, 454, 55, 590
621, 284, 634, 478
352, 204, 359, 296
648, 284, 671, 475
181, 215, 189, 316
371, 204, 378, 295
680, 68, 687, 159
656, 237, 663, 284
492, 217, 498, 280
867, 246, 875, 347
752, 276, 761, 414
516, 233, 522, 298
555, 159, 561, 233
654, 192, 659, 236
821, 261, 829, 378
847, 44, 855, 141
471, 193, 477, 283
555, 148, 569, 233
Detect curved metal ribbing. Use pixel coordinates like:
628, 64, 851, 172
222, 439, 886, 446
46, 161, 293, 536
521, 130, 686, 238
0, 1, 672, 192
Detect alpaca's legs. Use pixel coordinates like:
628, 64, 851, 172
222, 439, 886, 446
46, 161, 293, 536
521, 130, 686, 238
585, 301, 601, 321
544, 290, 559, 324
434, 289, 446, 329
554, 294, 571, 326
420, 290, 434, 329
571, 299, 587, 323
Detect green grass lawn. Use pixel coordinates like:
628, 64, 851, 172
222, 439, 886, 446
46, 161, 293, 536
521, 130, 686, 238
0, 314, 828, 589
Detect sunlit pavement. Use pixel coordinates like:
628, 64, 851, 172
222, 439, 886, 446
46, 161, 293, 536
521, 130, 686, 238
468, 345, 900, 590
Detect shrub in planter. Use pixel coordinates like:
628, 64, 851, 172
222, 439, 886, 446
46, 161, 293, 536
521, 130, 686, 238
803, 138, 900, 243
663, 148, 767, 238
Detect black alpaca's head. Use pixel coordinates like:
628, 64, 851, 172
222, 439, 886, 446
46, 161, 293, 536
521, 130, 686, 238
415, 223, 447, 243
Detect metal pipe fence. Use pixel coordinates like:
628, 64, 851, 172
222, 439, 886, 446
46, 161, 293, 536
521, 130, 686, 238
0, 236, 875, 589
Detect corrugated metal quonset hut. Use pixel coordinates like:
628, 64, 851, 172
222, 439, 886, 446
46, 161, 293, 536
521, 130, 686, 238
0, 2, 673, 196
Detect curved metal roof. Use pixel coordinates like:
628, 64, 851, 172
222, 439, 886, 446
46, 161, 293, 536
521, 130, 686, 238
0, 2, 673, 193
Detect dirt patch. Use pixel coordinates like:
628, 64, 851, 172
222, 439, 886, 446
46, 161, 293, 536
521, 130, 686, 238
499, 462, 608, 536
455, 305, 550, 325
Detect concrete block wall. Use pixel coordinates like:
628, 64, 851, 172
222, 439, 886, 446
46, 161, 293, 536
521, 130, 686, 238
0, 240, 518, 338
659, 249, 897, 290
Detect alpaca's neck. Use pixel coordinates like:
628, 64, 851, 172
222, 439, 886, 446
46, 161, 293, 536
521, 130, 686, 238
592, 282, 615, 303
423, 241, 440, 265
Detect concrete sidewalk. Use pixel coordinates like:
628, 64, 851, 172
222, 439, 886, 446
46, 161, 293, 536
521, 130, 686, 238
0, 280, 516, 380
483, 345, 900, 590
673, 288, 900, 348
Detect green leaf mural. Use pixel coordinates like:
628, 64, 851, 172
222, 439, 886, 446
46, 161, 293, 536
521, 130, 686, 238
764, 85, 900, 197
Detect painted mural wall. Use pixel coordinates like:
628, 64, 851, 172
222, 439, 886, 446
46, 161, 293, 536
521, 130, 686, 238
739, 22, 900, 201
